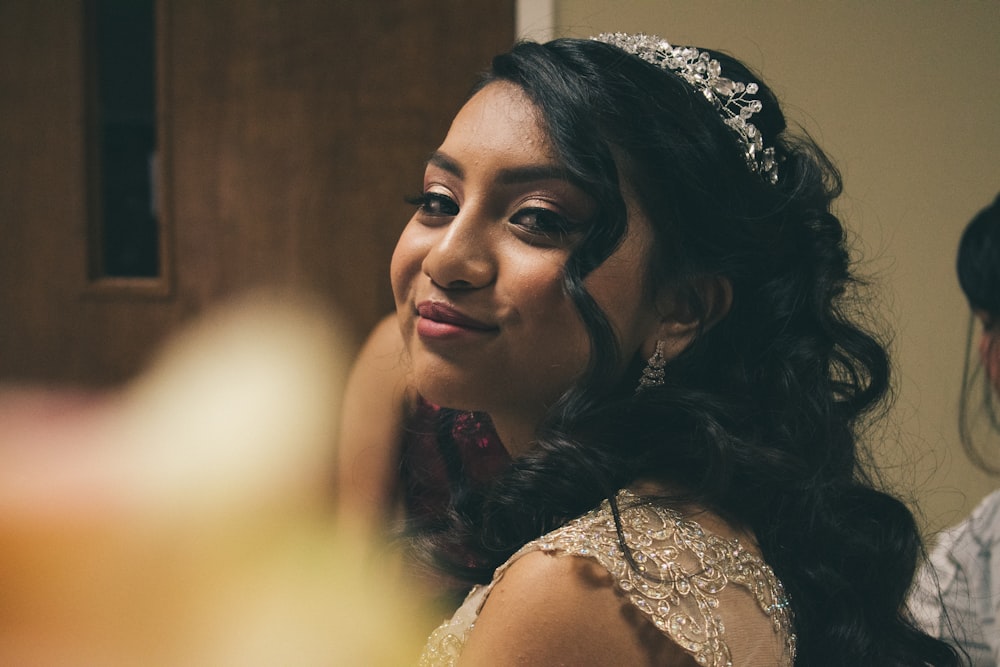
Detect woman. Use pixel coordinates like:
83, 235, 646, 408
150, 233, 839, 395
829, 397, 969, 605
341, 34, 960, 665
911, 192, 1000, 666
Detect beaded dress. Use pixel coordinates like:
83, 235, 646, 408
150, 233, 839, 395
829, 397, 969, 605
418, 490, 796, 667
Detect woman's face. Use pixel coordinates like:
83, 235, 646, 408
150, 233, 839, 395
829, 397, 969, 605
975, 311, 1000, 393
390, 81, 660, 450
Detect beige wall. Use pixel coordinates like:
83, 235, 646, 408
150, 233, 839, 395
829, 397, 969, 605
541, 0, 1000, 535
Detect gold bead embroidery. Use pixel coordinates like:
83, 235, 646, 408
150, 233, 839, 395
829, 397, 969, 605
418, 490, 796, 666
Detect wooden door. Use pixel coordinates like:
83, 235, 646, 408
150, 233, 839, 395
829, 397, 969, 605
0, 0, 515, 386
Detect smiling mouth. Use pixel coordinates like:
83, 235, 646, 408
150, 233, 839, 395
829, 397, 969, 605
416, 301, 497, 332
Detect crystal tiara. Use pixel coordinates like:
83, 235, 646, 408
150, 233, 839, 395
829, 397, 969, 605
592, 32, 779, 185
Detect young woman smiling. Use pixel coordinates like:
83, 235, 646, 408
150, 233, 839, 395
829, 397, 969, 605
340, 34, 961, 666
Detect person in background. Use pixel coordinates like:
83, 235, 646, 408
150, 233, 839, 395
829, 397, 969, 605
912, 192, 1000, 666
340, 33, 961, 665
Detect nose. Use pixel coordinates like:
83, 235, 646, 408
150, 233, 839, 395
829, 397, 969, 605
421, 212, 496, 290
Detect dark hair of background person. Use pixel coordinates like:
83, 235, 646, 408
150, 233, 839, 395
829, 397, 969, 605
405, 38, 962, 666
956, 192, 1000, 473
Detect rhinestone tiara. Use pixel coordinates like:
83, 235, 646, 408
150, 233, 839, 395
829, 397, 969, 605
592, 32, 779, 185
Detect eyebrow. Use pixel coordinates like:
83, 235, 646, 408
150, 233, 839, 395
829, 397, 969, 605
427, 150, 571, 186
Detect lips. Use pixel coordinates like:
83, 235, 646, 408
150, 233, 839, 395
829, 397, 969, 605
416, 301, 496, 331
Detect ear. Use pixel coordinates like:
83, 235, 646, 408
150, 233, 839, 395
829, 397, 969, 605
643, 276, 732, 362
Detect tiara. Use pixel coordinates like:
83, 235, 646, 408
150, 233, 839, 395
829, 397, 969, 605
592, 32, 779, 185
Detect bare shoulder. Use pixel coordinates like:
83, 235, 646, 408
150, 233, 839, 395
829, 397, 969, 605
335, 313, 414, 522
457, 549, 698, 667
354, 312, 409, 376
338, 313, 412, 445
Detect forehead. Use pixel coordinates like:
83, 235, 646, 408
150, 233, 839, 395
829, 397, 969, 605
439, 81, 558, 166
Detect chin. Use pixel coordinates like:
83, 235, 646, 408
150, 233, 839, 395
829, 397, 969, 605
418, 387, 484, 413
411, 370, 483, 412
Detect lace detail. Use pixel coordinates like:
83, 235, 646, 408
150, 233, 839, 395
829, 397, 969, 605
418, 585, 489, 666
418, 490, 796, 666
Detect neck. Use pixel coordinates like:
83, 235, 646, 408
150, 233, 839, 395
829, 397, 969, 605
488, 413, 540, 458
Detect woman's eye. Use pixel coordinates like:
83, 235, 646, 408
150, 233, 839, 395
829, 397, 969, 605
407, 192, 458, 217
510, 207, 575, 240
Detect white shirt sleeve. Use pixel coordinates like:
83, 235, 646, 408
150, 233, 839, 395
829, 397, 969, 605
910, 489, 1000, 667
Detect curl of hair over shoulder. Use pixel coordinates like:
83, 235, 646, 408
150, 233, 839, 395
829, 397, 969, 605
422, 38, 961, 666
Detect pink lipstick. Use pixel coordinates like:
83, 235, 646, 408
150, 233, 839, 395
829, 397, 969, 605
416, 301, 497, 339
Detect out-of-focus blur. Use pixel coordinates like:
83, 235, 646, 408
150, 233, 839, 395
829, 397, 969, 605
0, 292, 429, 666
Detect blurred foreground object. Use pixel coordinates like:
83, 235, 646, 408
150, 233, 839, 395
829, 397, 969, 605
0, 292, 429, 666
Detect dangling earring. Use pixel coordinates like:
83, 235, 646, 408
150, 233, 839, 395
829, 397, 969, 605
636, 340, 666, 393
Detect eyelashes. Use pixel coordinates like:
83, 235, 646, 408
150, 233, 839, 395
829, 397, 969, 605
405, 191, 582, 243
405, 192, 458, 217
509, 207, 579, 239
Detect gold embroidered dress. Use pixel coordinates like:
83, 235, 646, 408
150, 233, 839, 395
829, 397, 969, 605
419, 490, 796, 666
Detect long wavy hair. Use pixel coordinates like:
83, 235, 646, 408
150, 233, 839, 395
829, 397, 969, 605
414, 38, 961, 666
957, 192, 1000, 473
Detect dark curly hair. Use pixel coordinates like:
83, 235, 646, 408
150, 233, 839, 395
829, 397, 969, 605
414, 38, 961, 666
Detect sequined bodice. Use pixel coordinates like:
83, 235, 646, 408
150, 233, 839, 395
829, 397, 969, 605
418, 490, 796, 666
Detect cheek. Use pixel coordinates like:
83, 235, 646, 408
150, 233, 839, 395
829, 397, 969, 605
507, 260, 589, 359
980, 330, 1000, 392
583, 266, 652, 353
389, 224, 424, 303
508, 257, 574, 321
578, 219, 656, 358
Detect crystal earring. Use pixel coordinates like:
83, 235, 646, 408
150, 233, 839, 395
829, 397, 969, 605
636, 340, 666, 393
